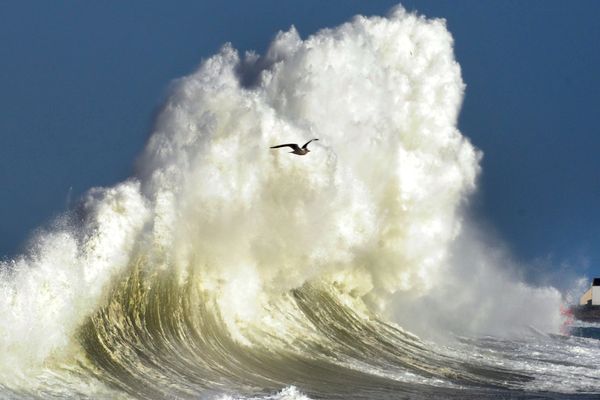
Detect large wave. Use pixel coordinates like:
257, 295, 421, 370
0, 6, 570, 399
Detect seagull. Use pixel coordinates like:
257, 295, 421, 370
270, 139, 319, 156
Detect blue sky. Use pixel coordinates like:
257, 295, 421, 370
1, 1, 599, 282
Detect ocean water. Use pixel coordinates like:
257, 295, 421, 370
1, 6, 598, 399
569, 320, 600, 341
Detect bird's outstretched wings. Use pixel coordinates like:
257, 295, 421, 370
302, 138, 319, 149
270, 143, 301, 151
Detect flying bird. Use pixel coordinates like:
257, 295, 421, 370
270, 139, 319, 156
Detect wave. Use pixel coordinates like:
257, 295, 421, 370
0, 5, 590, 399
79, 268, 539, 398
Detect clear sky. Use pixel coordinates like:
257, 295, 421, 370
1, 1, 599, 283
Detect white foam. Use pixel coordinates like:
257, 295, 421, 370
215, 386, 313, 400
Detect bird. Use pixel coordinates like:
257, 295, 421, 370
270, 139, 319, 156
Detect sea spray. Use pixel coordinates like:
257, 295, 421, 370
136, 7, 479, 328
0, 181, 149, 383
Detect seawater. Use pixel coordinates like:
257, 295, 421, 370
0, 5, 598, 399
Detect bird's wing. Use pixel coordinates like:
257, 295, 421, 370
301, 138, 319, 149
270, 143, 301, 151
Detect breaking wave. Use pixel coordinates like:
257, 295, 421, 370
0, 5, 595, 399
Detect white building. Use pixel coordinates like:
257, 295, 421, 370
580, 278, 600, 306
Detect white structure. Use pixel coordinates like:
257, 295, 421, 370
580, 278, 600, 306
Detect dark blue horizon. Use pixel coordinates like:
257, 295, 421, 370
1, 1, 599, 285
